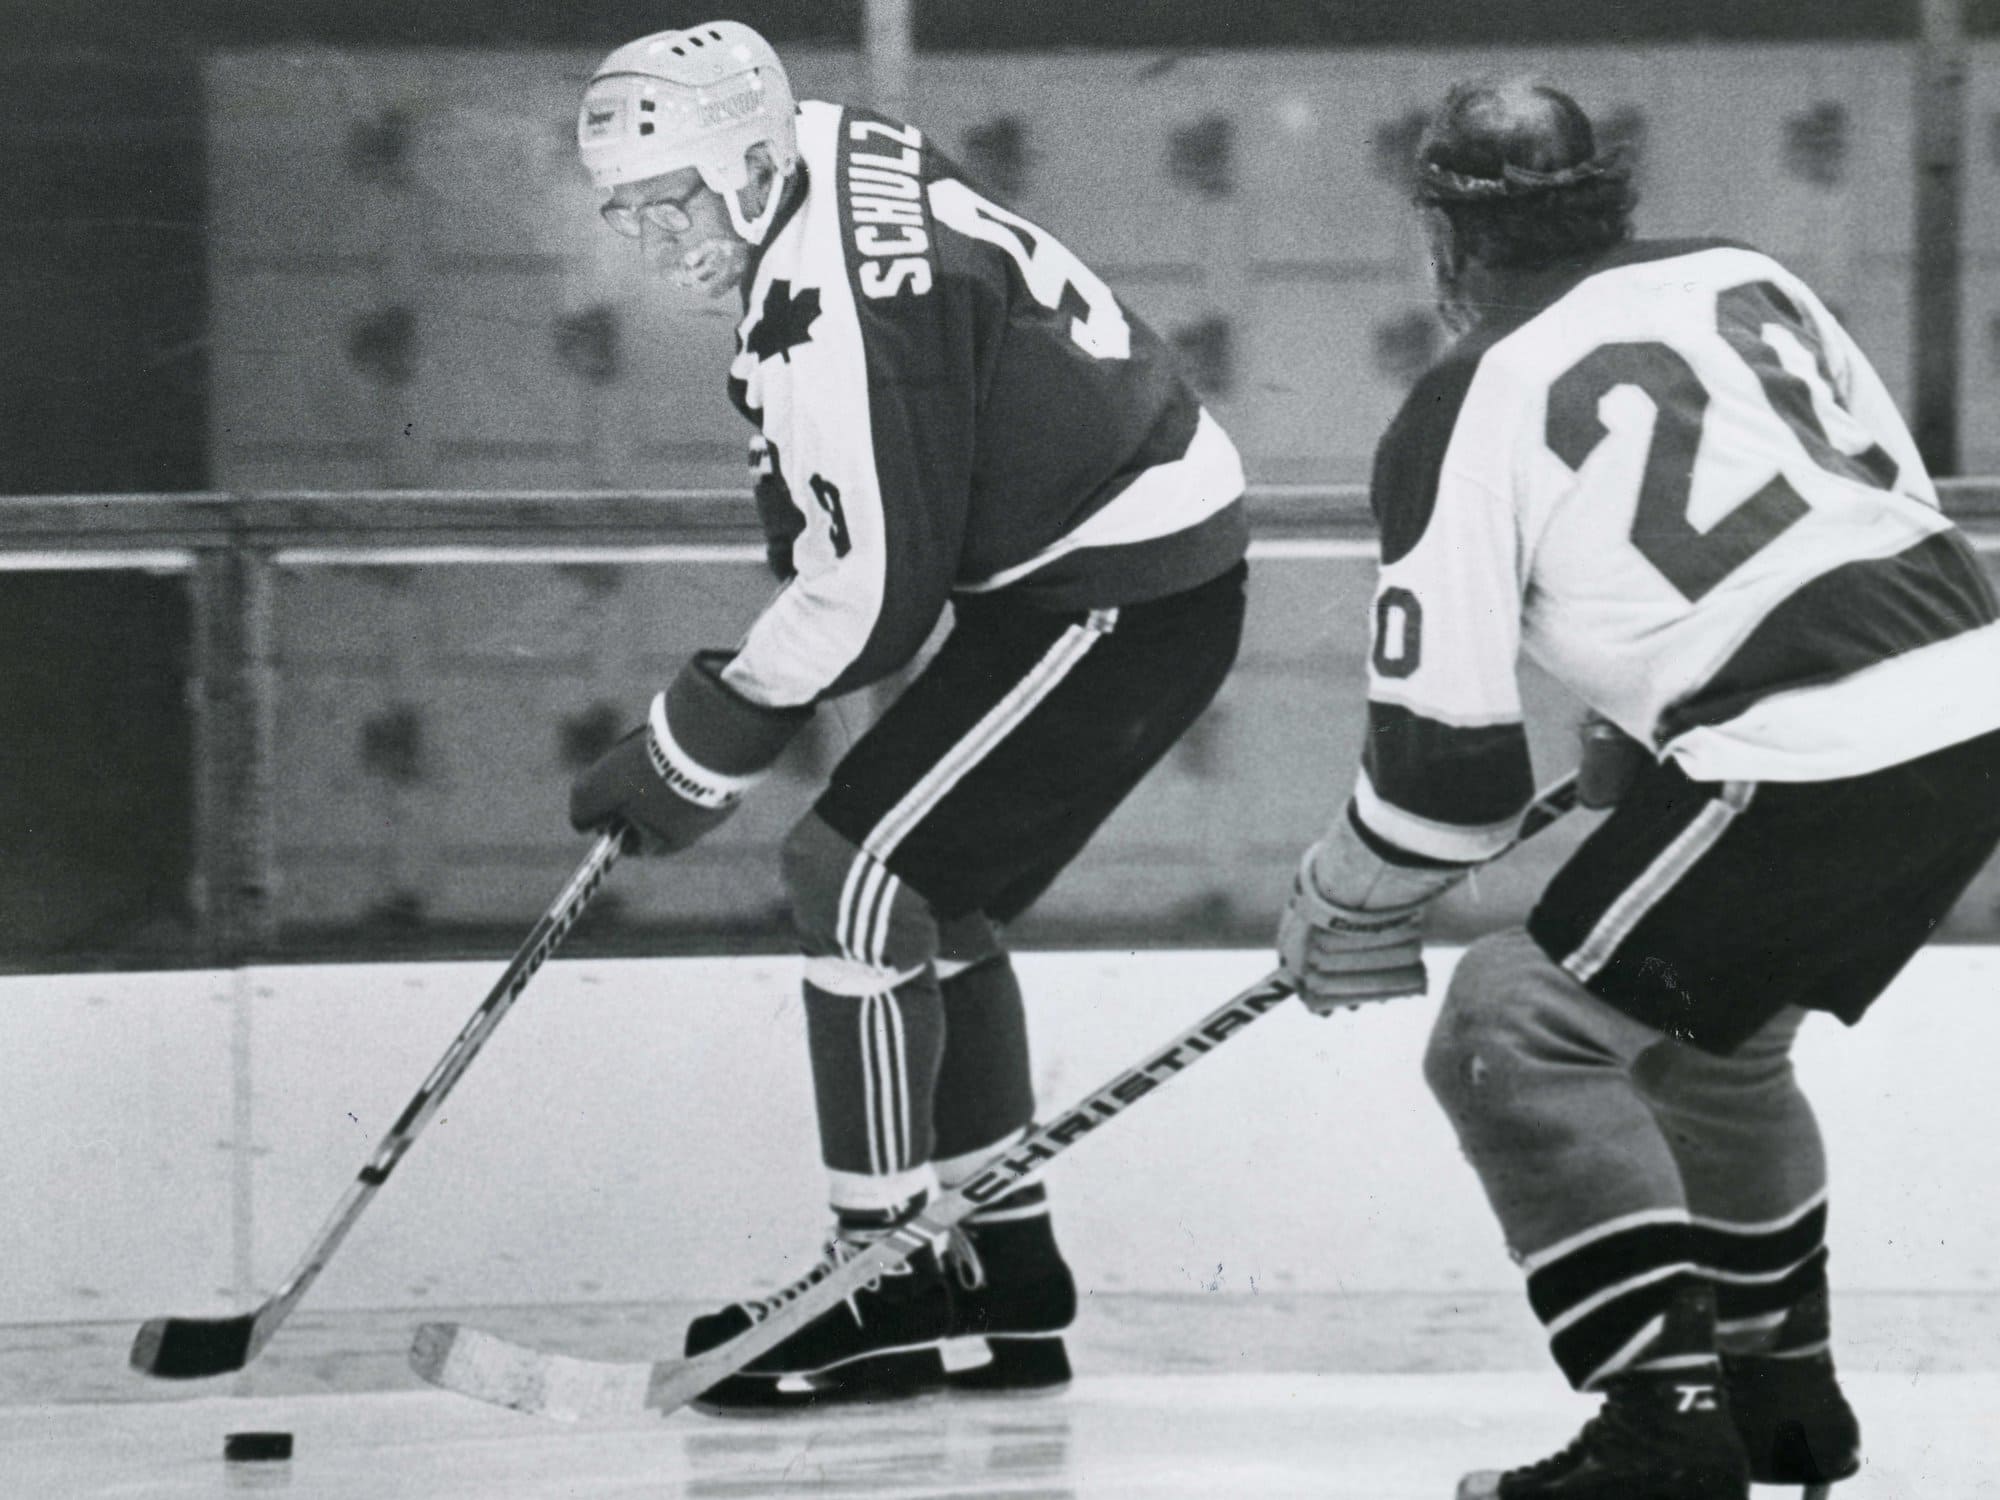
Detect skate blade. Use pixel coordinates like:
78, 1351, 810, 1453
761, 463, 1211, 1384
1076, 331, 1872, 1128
940, 1334, 1073, 1397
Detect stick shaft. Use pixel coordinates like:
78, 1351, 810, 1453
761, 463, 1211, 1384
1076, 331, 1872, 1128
1516, 771, 1579, 842
929, 772, 1578, 1231
233, 829, 622, 1367
643, 964, 1295, 1413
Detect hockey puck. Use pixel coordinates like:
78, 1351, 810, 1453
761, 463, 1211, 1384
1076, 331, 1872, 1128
223, 1431, 293, 1462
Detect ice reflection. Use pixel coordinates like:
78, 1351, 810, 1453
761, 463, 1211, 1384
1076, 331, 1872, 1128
680, 1399, 1077, 1498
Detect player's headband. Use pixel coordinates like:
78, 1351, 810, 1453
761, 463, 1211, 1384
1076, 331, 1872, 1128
1416, 150, 1630, 205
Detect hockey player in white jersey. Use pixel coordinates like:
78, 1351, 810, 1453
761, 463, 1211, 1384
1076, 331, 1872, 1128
1277, 78, 2000, 1499
566, 22, 1249, 1411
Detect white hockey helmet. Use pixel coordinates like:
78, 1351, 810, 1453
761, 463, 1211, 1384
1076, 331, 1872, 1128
578, 21, 798, 241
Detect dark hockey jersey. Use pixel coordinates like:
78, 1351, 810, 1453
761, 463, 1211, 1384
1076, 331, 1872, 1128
717, 101, 1247, 710
1357, 238, 2000, 863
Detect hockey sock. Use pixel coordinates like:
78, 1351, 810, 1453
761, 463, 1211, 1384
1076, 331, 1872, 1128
937, 1129, 1052, 1223
786, 815, 953, 1217
1525, 1220, 1721, 1388
1704, 1203, 1833, 1357
833, 1189, 929, 1240
1630, 1006, 1832, 1357
804, 970, 945, 1216
1424, 936, 1719, 1389
932, 949, 1037, 1164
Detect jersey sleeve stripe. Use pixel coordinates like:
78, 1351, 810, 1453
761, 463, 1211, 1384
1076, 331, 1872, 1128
1658, 529, 1999, 744
1353, 762, 1528, 865
974, 501, 1248, 610
1361, 700, 1536, 828
955, 407, 1244, 594
1365, 681, 1532, 730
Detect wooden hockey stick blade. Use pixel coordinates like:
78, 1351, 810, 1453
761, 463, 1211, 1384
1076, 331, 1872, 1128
410, 1323, 652, 1423
131, 828, 624, 1380
410, 773, 1583, 1420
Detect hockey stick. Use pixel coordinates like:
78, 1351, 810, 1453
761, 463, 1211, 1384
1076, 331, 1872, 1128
130, 827, 626, 1380
410, 773, 1581, 1422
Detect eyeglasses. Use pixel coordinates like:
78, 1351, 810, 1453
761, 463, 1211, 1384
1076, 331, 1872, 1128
599, 191, 699, 239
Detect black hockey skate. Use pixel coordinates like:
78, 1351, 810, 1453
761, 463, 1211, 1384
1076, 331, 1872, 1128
1721, 1352, 1861, 1490
683, 1233, 953, 1415
1457, 1370, 1750, 1500
940, 1188, 1077, 1394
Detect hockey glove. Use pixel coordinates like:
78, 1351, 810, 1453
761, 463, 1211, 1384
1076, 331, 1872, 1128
1277, 809, 1465, 1014
569, 652, 811, 854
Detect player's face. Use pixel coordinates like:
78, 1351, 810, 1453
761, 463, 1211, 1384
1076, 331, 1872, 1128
600, 169, 750, 298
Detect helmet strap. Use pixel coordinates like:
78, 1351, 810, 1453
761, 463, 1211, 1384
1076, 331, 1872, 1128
707, 161, 790, 247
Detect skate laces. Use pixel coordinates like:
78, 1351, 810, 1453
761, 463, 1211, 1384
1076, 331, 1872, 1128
738, 1234, 911, 1324
943, 1224, 989, 1292
736, 1239, 850, 1323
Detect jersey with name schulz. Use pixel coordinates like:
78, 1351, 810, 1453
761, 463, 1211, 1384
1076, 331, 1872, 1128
1356, 238, 2000, 865
716, 100, 1247, 710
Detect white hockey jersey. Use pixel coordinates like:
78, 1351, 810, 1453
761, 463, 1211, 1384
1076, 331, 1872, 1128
1356, 239, 2000, 864
715, 101, 1247, 711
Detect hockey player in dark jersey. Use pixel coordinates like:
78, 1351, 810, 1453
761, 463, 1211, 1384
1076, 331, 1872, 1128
1277, 78, 2000, 1499
566, 22, 1249, 1412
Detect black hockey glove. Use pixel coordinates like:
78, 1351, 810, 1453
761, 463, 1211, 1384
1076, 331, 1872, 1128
569, 652, 811, 854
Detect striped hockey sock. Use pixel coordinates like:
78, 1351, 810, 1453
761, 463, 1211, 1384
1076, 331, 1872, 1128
1523, 1211, 1720, 1390
804, 971, 945, 1216
1702, 1193, 1832, 1358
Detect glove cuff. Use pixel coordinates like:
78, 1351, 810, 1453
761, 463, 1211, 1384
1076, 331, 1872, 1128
648, 654, 813, 810
1288, 848, 1412, 937
1304, 810, 1464, 912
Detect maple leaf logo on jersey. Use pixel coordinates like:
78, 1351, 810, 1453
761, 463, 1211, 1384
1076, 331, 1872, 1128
744, 280, 821, 364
